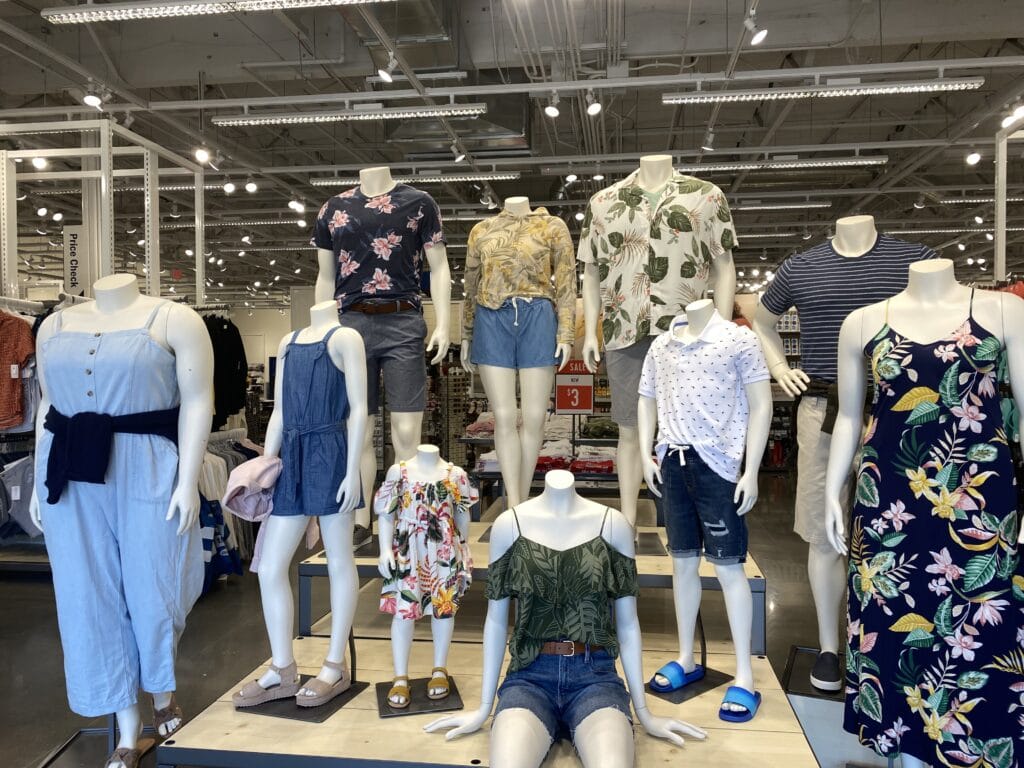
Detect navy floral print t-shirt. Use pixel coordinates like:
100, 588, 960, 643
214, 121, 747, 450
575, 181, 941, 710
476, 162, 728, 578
311, 183, 445, 310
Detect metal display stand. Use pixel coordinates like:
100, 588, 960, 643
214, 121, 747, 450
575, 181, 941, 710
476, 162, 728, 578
994, 121, 1024, 281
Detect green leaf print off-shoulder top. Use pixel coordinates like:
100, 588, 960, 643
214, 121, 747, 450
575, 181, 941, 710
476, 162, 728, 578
484, 507, 640, 672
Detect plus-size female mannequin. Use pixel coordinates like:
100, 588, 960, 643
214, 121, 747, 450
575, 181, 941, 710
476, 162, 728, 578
424, 470, 706, 765
30, 274, 214, 768
579, 155, 737, 527
314, 166, 451, 536
824, 259, 1024, 767
232, 300, 368, 709
460, 196, 574, 505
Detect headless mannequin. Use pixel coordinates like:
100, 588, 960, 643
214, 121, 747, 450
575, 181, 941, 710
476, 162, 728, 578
245, 301, 368, 698
581, 155, 737, 527
751, 214, 879, 663
314, 166, 452, 532
378, 444, 470, 703
30, 273, 214, 766
824, 260, 1024, 768
460, 196, 572, 505
424, 470, 707, 765
637, 299, 771, 709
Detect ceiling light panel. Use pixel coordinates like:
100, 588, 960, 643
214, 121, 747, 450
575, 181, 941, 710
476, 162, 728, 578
211, 102, 487, 127
662, 77, 984, 105
730, 200, 832, 211
310, 172, 521, 186
161, 219, 306, 229
42, 0, 395, 24
938, 196, 1024, 204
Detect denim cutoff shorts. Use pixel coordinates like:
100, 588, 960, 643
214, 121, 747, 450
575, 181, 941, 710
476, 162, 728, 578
494, 649, 632, 742
471, 298, 559, 369
661, 446, 748, 564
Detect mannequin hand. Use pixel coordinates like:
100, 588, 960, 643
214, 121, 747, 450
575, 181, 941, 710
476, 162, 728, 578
460, 340, 475, 374
336, 474, 360, 514
377, 550, 396, 580
641, 455, 662, 498
423, 706, 489, 740
29, 491, 42, 532
772, 365, 809, 397
582, 335, 601, 374
554, 343, 573, 371
734, 470, 758, 516
426, 328, 450, 365
636, 708, 707, 747
825, 498, 848, 555
166, 484, 200, 536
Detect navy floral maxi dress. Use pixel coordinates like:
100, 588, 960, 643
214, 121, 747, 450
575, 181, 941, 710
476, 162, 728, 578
846, 292, 1024, 766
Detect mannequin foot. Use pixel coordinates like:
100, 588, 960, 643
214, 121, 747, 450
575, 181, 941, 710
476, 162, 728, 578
810, 651, 842, 692
720, 674, 756, 714
649, 657, 704, 692
428, 667, 450, 700
388, 676, 411, 708
152, 692, 184, 738
718, 686, 762, 723
232, 661, 300, 708
296, 659, 351, 707
105, 722, 152, 768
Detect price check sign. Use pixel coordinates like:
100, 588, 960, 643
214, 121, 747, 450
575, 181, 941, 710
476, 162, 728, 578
555, 359, 594, 414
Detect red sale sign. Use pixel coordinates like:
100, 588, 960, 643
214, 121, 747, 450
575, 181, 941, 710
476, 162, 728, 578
555, 359, 594, 414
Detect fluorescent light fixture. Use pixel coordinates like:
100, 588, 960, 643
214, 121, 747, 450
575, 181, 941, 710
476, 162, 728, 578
212, 102, 486, 127
309, 171, 521, 185
366, 70, 467, 85
684, 156, 887, 172
939, 196, 1024, 204
443, 214, 488, 221
377, 53, 397, 83
585, 90, 602, 116
965, 151, 982, 166
42, 0, 395, 23
161, 219, 306, 229
663, 77, 984, 105
544, 91, 560, 119
889, 226, 1024, 235
738, 232, 797, 239
730, 200, 832, 211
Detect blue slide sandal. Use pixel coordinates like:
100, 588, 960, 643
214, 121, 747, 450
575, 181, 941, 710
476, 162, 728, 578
648, 661, 705, 693
718, 685, 762, 723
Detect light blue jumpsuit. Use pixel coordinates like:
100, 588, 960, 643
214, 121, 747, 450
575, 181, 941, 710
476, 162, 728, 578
36, 303, 203, 717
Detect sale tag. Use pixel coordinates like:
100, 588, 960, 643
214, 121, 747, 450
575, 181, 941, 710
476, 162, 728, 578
10, 365, 18, 379
555, 359, 594, 414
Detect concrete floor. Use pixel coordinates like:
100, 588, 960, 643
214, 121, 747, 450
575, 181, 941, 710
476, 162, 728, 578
0, 470, 828, 768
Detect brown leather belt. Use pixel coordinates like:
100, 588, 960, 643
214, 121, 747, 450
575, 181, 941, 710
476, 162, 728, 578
346, 299, 418, 315
539, 641, 604, 657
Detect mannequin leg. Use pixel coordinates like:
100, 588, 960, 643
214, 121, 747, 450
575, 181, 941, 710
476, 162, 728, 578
390, 411, 423, 461
106, 705, 142, 767
478, 365, 524, 507
303, 512, 357, 690
429, 616, 455, 696
653, 556, 702, 688
517, 366, 556, 502
356, 414, 377, 531
616, 427, 643, 528
715, 563, 755, 711
253, 516, 307, 688
151, 691, 179, 737
389, 615, 416, 706
573, 708, 635, 768
808, 543, 846, 654
490, 708, 553, 768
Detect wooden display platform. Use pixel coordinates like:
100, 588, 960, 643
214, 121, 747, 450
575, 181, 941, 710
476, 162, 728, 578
298, 523, 768, 654
156, 637, 816, 768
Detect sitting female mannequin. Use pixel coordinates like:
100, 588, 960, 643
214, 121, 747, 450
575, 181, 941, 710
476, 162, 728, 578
232, 300, 368, 709
424, 469, 706, 766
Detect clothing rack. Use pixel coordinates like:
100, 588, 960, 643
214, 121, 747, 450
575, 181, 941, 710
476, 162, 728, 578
194, 303, 231, 312
208, 427, 247, 443
0, 296, 44, 312
57, 291, 90, 305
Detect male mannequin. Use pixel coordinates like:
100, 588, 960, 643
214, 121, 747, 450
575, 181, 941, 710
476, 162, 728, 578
637, 299, 771, 718
822, 259, 1024, 767
579, 155, 737, 527
378, 444, 472, 704
314, 166, 451, 535
234, 300, 367, 706
753, 214, 936, 690
30, 274, 213, 768
460, 196, 574, 504
423, 470, 707, 765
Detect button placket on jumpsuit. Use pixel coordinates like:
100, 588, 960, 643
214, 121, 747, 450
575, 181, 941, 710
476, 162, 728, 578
36, 304, 203, 717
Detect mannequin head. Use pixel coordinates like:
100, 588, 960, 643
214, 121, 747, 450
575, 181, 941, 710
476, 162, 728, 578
637, 155, 674, 191
309, 300, 340, 328
93, 273, 141, 312
358, 167, 396, 197
832, 215, 878, 258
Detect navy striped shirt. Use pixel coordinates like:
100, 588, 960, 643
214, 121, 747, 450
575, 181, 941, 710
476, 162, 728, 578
761, 235, 936, 381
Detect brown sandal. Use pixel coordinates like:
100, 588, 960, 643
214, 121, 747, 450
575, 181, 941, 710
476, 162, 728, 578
296, 659, 351, 708
232, 661, 300, 708
428, 667, 451, 700
387, 676, 411, 709
103, 737, 155, 768
153, 694, 184, 738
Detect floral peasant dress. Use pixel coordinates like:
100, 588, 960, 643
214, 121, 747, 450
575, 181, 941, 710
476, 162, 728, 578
377, 462, 478, 620
846, 291, 1024, 766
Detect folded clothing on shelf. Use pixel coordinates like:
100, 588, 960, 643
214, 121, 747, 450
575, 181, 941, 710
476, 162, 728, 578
543, 414, 574, 441
582, 417, 619, 439
475, 449, 501, 473
569, 458, 615, 474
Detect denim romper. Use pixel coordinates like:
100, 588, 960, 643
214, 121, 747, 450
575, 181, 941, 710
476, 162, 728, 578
36, 302, 203, 717
271, 326, 352, 516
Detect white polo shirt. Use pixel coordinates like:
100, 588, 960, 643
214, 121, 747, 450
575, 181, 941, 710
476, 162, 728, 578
638, 311, 770, 481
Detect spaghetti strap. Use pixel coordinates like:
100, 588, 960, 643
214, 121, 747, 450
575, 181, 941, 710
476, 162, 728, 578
599, 506, 611, 535
142, 301, 165, 330
510, 507, 521, 537
322, 325, 341, 345
968, 287, 976, 318
884, 298, 890, 324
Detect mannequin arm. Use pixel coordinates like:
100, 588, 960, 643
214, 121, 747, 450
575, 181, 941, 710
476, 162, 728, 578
376, 464, 401, 575
425, 243, 452, 364
998, 293, 1024, 543
315, 248, 335, 304
823, 310, 869, 554
333, 328, 368, 513
28, 315, 57, 531
637, 396, 662, 497
166, 305, 215, 535
709, 250, 737, 318
462, 231, 481, 373
262, 334, 291, 460
752, 301, 809, 396
581, 263, 602, 373
736, 379, 772, 515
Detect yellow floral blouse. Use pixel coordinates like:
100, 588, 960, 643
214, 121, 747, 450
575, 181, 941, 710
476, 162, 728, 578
464, 208, 576, 344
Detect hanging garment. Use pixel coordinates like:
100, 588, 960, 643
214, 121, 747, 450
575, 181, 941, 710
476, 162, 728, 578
271, 326, 354, 517
35, 303, 203, 717
198, 494, 242, 594
204, 315, 248, 432
377, 461, 478, 620
845, 291, 1024, 762
0, 312, 36, 429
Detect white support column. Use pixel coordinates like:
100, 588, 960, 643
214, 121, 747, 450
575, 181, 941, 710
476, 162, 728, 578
98, 122, 114, 278
994, 131, 1007, 281
0, 151, 17, 297
143, 148, 161, 296
194, 171, 205, 305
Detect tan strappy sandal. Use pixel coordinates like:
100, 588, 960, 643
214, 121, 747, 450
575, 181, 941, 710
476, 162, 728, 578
295, 658, 351, 708
153, 693, 184, 738
232, 661, 300, 708
428, 667, 451, 700
387, 676, 411, 709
